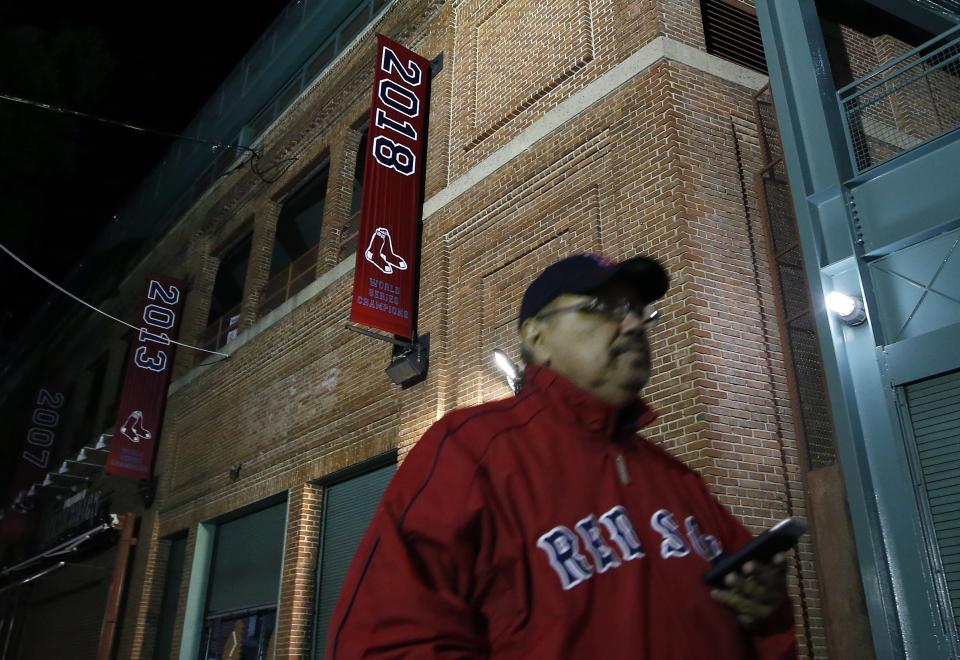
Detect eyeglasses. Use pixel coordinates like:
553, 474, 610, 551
535, 296, 660, 328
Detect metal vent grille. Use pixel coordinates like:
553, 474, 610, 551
701, 0, 768, 75
903, 370, 960, 635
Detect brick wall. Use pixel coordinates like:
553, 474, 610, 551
116, 510, 165, 659
275, 483, 324, 659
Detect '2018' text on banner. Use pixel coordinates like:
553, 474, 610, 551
350, 35, 431, 339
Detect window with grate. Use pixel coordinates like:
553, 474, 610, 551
200, 232, 252, 353
102, 340, 130, 427
339, 127, 368, 261
700, 0, 767, 75
258, 163, 330, 318
271, 164, 329, 279
210, 233, 252, 323
74, 354, 108, 451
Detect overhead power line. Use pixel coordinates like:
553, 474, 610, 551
0, 91, 299, 184
0, 242, 229, 358
0, 91, 256, 157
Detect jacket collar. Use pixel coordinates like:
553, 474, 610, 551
523, 364, 658, 440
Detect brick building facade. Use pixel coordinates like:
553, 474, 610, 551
6, 0, 939, 658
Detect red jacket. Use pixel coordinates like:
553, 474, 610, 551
327, 365, 797, 659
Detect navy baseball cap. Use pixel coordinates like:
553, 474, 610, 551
518, 253, 669, 327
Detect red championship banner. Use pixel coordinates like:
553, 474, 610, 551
106, 274, 186, 479
349, 35, 431, 339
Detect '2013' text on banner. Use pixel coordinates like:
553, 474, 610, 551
106, 274, 185, 479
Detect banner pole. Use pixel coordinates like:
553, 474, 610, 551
344, 324, 416, 349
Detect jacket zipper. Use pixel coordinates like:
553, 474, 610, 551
615, 452, 630, 485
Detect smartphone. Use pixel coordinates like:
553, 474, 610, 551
702, 517, 808, 587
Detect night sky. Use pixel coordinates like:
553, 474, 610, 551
0, 1, 290, 364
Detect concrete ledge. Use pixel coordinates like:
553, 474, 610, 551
423, 37, 767, 219
169, 256, 355, 396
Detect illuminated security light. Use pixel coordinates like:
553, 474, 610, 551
494, 350, 518, 380
826, 291, 866, 326
493, 349, 521, 394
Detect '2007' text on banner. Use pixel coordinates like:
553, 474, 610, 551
350, 35, 431, 339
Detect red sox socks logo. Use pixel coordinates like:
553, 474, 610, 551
120, 410, 152, 444
537, 505, 723, 590
364, 227, 407, 275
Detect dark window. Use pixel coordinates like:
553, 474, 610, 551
206, 502, 286, 615
258, 165, 330, 318
201, 608, 276, 660
209, 233, 253, 324
340, 128, 368, 260
103, 341, 130, 426
201, 501, 286, 658
351, 130, 368, 219
270, 165, 329, 278
700, 0, 767, 75
75, 355, 108, 451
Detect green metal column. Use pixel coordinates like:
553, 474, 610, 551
179, 522, 215, 659
756, 1, 956, 657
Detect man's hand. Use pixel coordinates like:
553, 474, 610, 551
710, 552, 788, 628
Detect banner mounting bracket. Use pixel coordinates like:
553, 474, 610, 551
344, 323, 416, 349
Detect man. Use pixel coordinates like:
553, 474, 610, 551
327, 253, 797, 659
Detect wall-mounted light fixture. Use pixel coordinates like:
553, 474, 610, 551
493, 349, 521, 394
385, 334, 430, 388
825, 291, 867, 326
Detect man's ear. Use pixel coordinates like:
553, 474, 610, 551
520, 317, 550, 365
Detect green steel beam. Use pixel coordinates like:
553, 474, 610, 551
865, 0, 958, 33
849, 133, 960, 256
757, 1, 957, 657
179, 522, 215, 659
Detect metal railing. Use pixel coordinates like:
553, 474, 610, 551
838, 23, 960, 174
198, 303, 243, 354
257, 245, 322, 319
